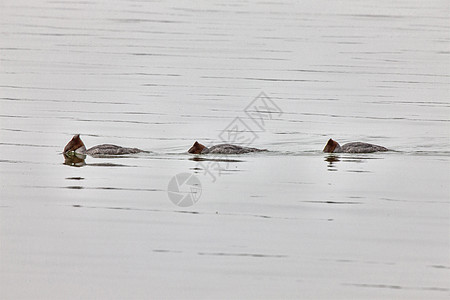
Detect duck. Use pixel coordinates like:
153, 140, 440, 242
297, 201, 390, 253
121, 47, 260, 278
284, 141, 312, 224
323, 138, 388, 153
188, 141, 267, 154
63, 134, 144, 156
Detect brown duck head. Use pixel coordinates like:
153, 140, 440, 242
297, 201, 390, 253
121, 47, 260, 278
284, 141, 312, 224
188, 141, 207, 154
323, 138, 341, 153
64, 134, 86, 153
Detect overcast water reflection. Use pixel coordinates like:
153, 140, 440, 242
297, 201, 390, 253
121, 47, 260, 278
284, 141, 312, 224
1, 0, 449, 299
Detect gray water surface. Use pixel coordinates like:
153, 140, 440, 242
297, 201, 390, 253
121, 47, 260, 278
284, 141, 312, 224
1, 0, 449, 299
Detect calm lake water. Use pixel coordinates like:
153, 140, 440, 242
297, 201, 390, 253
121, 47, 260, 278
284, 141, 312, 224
1, 0, 449, 299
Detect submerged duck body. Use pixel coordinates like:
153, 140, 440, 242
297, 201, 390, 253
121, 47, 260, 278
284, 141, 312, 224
188, 141, 267, 154
63, 134, 143, 156
323, 138, 388, 153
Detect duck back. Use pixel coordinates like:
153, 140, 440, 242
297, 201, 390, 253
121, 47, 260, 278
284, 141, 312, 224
204, 144, 266, 154
341, 142, 388, 153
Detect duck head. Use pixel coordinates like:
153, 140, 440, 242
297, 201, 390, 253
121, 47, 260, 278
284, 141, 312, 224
323, 138, 341, 153
188, 141, 207, 154
64, 134, 86, 154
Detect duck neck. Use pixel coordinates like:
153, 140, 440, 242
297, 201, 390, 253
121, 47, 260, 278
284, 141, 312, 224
75, 145, 87, 154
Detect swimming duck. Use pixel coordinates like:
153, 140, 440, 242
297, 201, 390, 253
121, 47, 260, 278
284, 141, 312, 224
63, 134, 144, 156
188, 141, 267, 154
323, 138, 388, 153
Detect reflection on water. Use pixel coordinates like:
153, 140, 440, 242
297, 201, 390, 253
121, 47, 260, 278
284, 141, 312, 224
62, 153, 133, 168
65, 177, 84, 180
325, 154, 340, 171
189, 156, 244, 163
63, 152, 86, 167
1, 0, 449, 299
324, 153, 389, 172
